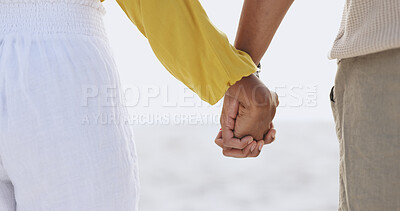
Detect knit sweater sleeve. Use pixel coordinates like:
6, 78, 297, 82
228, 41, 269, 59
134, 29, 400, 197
115, 0, 257, 105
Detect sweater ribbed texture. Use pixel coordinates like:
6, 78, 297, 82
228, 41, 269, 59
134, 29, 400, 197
329, 0, 400, 59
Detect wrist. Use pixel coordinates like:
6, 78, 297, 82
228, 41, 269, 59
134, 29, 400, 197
226, 74, 266, 104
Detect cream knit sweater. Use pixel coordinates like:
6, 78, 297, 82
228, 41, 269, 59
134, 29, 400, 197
329, 0, 400, 59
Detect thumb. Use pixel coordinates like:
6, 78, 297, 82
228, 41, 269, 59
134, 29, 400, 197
220, 94, 239, 143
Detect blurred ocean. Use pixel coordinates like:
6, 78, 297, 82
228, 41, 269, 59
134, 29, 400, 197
133, 121, 339, 211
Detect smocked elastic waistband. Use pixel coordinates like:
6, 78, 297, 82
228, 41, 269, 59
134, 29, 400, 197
0, 1, 106, 37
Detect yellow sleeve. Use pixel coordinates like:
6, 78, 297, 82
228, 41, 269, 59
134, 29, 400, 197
116, 0, 257, 105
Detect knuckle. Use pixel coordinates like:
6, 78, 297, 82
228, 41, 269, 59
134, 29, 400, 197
222, 138, 232, 147
239, 142, 248, 149
226, 117, 235, 127
233, 129, 246, 139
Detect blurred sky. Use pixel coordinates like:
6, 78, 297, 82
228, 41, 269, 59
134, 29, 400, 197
102, 0, 345, 123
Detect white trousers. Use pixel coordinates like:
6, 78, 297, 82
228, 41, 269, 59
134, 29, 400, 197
0, 1, 139, 210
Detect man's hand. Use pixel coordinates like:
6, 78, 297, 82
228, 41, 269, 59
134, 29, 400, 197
217, 74, 279, 158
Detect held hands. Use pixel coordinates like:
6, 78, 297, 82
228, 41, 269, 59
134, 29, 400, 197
215, 74, 279, 158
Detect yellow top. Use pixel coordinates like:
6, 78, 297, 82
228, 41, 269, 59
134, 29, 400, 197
114, 0, 257, 105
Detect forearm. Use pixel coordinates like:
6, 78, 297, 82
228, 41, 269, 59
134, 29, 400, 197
235, 0, 294, 65
116, 0, 258, 105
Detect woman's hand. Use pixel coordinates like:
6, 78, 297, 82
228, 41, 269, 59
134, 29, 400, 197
214, 123, 276, 158
221, 74, 278, 141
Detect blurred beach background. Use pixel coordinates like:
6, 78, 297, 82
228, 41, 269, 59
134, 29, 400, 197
134, 123, 339, 211
102, 0, 344, 210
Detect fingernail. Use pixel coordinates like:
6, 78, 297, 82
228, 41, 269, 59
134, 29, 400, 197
220, 128, 222, 131
258, 144, 263, 151
250, 144, 256, 152
247, 138, 253, 145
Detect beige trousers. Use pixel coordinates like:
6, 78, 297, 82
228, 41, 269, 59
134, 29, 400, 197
331, 48, 400, 211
